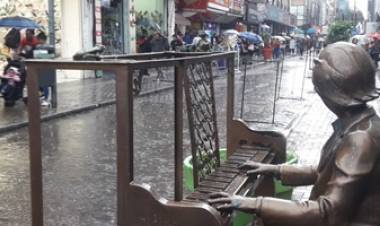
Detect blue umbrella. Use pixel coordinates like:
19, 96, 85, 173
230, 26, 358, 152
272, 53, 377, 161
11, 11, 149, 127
0, 16, 40, 29
239, 32, 263, 44
307, 27, 317, 35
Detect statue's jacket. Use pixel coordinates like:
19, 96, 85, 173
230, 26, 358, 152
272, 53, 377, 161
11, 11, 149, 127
258, 107, 380, 226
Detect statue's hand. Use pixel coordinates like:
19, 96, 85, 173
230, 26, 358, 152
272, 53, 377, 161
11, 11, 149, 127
208, 192, 259, 214
239, 161, 281, 178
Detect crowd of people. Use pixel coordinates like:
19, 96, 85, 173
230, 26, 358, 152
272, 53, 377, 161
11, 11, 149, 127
0, 28, 50, 107
136, 29, 327, 64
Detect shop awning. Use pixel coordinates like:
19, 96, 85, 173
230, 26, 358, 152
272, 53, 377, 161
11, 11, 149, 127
175, 13, 191, 26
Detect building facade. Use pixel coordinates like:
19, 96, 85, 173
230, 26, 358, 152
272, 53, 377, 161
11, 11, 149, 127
176, 0, 246, 36
368, 0, 380, 22
245, 0, 295, 35
290, 0, 322, 27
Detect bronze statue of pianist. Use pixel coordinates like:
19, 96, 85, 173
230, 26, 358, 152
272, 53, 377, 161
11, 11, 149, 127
208, 42, 380, 226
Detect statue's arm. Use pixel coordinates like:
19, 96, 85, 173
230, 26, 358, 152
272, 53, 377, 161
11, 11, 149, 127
279, 164, 318, 186
258, 132, 378, 226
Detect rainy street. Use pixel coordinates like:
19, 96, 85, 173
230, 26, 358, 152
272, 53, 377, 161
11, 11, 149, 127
0, 56, 334, 225
1, 0, 378, 225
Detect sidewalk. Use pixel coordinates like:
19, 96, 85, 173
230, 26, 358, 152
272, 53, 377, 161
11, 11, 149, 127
0, 57, 290, 133
0, 70, 175, 131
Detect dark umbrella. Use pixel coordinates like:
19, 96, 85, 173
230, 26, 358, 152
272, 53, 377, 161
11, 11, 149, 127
239, 32, 263, 44
0, 16, 40, 29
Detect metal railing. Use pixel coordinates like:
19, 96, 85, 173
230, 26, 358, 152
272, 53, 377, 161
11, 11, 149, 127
25, 51, 235, 226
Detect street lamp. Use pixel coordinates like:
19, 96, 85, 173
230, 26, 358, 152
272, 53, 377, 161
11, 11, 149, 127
353, 0, 357, 24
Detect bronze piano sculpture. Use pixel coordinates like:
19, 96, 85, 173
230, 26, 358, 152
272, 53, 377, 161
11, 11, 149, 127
25, 51, 286, 226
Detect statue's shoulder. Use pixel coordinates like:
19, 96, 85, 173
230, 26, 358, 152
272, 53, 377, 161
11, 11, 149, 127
335, 129, 379, 176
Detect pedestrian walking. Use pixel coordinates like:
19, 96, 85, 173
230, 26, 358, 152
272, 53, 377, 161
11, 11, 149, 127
369, 38, 380, 66
272, 39, 281, 59
195, 32, 211, 52
297, 39, 304, 59
170, 33, 184, 51
150, 31, 169, 52
289, 38, 296, 56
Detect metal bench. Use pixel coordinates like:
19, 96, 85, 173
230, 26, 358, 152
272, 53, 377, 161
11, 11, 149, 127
25, 52, 286, 226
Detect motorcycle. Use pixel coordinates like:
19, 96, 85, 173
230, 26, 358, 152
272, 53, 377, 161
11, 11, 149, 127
0, 59, 26, 107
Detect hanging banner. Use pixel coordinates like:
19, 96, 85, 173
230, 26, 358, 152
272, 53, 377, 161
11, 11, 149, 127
179, 0, 229, 11
179, 0, 208, 10
229, 0, 244, 14
208, 0, 229, 11
95, 0, 102, 45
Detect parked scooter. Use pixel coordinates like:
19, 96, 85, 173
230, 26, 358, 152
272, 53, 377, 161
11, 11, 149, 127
0, 59, 26, 107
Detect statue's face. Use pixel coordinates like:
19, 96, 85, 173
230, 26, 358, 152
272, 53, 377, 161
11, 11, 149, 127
312, 58, 351, 116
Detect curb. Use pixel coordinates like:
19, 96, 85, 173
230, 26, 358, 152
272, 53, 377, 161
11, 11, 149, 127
0, 85, 175, 134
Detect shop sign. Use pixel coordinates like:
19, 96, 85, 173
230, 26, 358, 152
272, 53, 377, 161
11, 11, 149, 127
247, 2, 264, 23
229, 0, 244, 14
179, 0, 208, 10
95, 0, 102, 45
208, 0, 229, 11
179, 0, 230, 12
265, 5, 291, 26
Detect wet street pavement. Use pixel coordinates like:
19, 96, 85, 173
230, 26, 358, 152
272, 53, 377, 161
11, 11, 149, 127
0, 56, 354, 225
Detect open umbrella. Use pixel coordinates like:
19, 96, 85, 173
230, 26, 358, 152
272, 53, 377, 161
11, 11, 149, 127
239, 32, 263, 44
0, 16, 40, 29
370, 33, 380, 40
282, 35, 292, 41
350, 35, 369, 45
307, 27, 317, 35
272, 36, 286, 42
291, 33, 305, 39
223, 29, 239, 36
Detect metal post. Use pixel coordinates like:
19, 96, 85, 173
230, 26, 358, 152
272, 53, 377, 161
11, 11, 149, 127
27, 66, 44, 226
115, 66, 133, 226
226, 55, 235, 157
272, 60, 280, 124
277, 54, 285, 100
174, 63, 184, 201
48, 0, 55, 46
48, 0, 57, 108
300, 49, 309, 100
240, 60, 248, 119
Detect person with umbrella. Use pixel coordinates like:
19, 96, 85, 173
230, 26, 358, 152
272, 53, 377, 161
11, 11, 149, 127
289, 37, 296, 56
195, 31, 211, 52
272, 38, 281, 60
369, 36, 380, 66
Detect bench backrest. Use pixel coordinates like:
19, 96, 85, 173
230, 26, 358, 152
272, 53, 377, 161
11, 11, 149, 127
184, 61, 220, 188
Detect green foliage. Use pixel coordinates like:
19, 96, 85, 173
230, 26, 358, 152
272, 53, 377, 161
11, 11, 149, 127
261, 31, 271, 44
327, 21, 354, 44
135, 10, 164, 39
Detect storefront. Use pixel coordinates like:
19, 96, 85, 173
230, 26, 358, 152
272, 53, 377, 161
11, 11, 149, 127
177, 0, 244, 35
99, 0, 124, 54
262, 4, 295, 35
134, 0, 167, 38
246, 2, 265, 33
